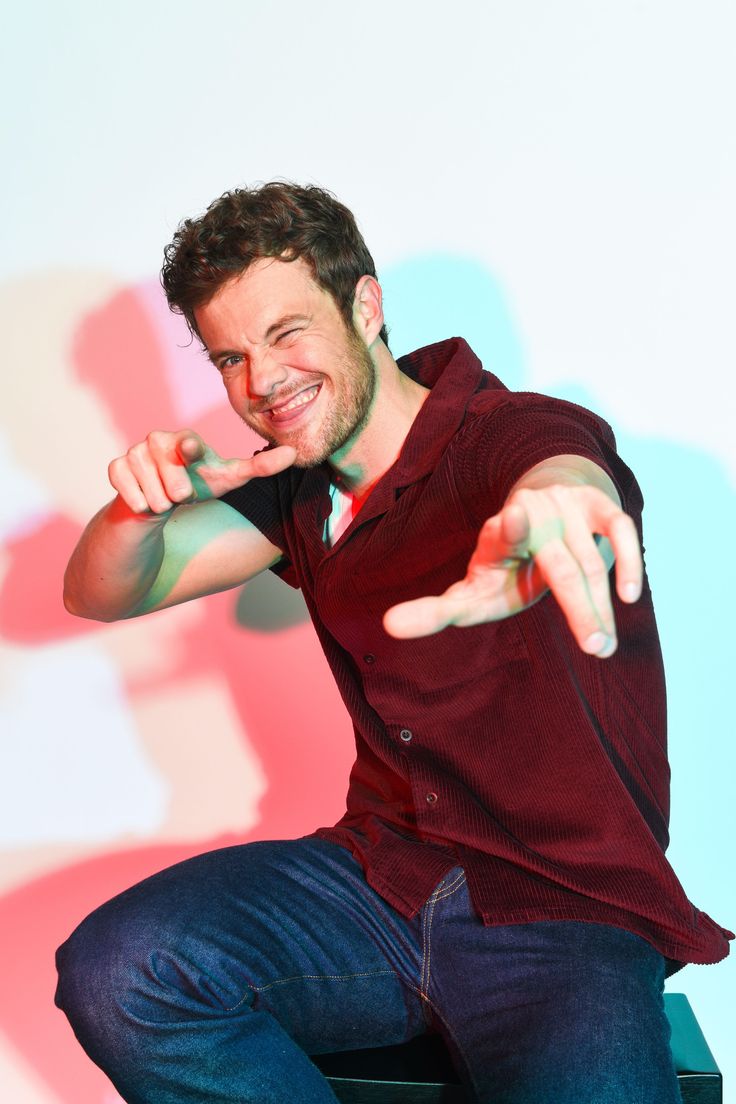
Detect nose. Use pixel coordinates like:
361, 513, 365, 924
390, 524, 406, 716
246, 347, 288, 400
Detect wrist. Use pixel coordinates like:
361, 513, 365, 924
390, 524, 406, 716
107, 494, 175, 526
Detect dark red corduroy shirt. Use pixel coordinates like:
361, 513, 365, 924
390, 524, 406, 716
223, 338, 732, 966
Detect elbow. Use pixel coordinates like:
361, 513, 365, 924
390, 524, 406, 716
62, 571, 89, 620
62, 592, 95, 622
63, 583, 119, 623
62, 578, 85, 618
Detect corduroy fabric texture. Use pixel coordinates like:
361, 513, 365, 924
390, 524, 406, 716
222, 338, 732, 967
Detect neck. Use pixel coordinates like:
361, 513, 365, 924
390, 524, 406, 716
329, 345, 429, 497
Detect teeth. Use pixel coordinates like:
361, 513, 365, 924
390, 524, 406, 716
272, 385, 319, 415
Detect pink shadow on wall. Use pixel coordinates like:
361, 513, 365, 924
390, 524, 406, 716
0, 279, 354, 1104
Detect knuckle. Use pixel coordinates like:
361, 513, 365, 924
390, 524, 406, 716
168, 478, 193, 502
581, 557, 608, 581
616, 512, 637, 534
510, 487, 534, 507
107, 456, 123, 480
548, 560, 578, 586
548, 482, 571, 499
128, 441, 149, 464
146, 429, 169, 450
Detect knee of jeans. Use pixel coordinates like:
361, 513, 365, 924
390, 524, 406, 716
55, 899, 135, 1039
56, 889, 258, 1044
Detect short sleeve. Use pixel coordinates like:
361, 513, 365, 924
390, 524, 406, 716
220, 471, 301, 588
454, 391, 641, 525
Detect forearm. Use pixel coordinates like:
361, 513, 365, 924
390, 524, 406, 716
63, 495, 171, 622
508, 453, 621, 504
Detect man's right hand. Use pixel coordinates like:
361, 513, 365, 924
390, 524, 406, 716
65, 430, 295, 622
108, 430, 296, 516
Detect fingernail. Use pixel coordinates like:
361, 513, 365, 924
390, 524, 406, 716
584, 632, 608, 655
622, 583, 640, 602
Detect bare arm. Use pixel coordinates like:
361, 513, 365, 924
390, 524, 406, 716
64, 430, 295, 622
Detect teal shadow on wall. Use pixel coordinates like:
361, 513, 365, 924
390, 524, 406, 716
380, 254, 525, 390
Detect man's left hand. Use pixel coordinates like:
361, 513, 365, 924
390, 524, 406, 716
383, 483, 643, 658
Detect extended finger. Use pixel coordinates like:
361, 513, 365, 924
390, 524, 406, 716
220, 445, 297, 490
383, 594, 463, 639
557, 507, 618, 639
607, 511, 642, 603
571, 487, 642, 604
384, 568, 524, 638
532, 530, 616, 657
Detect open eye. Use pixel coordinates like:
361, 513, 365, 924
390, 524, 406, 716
218, 354, 243, 373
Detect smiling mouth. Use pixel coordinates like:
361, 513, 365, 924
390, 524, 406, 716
266, 383, 322, 422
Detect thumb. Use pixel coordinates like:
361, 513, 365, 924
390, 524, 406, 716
245, 445, 298, 479
383, 595, 454, 639
216, 444, 297, 492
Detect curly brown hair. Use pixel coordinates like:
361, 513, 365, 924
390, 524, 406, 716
161, 181, 388, 347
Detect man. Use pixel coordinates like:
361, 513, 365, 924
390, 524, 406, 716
56, 182, 731, 1104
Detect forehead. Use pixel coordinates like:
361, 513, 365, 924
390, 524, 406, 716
196, 256, 336, 341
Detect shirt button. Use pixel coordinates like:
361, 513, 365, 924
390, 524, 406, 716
363, 653, 376, 665
426, 792, 438, 805
399, 729, 413, 743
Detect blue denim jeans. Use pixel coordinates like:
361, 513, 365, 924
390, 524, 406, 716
55, 837, 680, 1103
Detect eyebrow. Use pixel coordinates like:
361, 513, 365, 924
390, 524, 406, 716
208, 314, 309, 363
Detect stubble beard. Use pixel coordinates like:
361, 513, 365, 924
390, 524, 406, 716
242, 337, 377, 469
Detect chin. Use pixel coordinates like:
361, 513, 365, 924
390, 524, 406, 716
290, 444, 332, 469
254, 430, 329, 470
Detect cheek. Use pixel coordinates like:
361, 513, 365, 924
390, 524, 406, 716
277, 345, 320, 373
221, 373, 247, 411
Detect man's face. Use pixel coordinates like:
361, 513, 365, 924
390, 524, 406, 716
194, 258, 376, 468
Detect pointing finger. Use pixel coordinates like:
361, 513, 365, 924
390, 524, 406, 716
532, 536, 615, 656
608, 511, 643, 603
574, 488, 642, 603
176, 432, 207, 465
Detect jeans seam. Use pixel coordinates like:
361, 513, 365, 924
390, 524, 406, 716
433, 872, 466, 901
420, 893, 437, 998
421, 870, 466, 1000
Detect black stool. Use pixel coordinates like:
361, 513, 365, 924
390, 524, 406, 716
313, 992, 722, 1103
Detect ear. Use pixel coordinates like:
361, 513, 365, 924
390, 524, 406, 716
352, 276, 384, 346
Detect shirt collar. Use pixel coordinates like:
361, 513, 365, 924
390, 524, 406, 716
387, 336, 486, 489
294, 337, 493, 539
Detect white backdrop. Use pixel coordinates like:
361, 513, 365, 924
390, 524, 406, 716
2, 2, 734, 1101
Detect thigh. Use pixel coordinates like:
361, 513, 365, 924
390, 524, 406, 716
56, 837, 427, 1055
425, 892, 680, 1104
